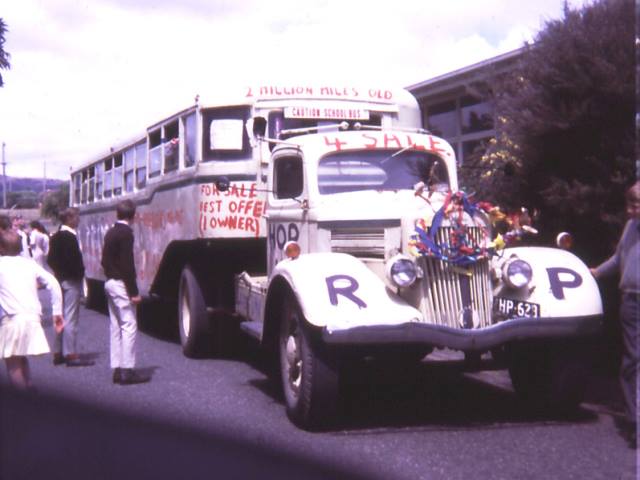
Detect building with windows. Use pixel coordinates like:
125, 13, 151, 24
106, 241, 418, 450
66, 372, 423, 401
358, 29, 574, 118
407, 47, 523, 165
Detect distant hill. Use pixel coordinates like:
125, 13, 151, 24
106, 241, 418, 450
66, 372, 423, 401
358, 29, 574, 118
0, 176, 65, 193
0, 177, 67, 209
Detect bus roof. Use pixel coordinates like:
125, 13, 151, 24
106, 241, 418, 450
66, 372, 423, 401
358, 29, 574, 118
70, 85, 419, 174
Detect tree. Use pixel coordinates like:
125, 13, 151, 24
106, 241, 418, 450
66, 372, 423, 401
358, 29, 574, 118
0, 18, 10, 87
40, 183, 69, 221
462, 0, 635, 262
7, 190, 38, 209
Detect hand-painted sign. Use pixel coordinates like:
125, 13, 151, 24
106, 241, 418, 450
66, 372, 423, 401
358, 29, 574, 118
546, 267, 583, 300
246, 86, 395, 101
326, 274, 367, 309
199, 182, 266, 238
321, 132, 451, 157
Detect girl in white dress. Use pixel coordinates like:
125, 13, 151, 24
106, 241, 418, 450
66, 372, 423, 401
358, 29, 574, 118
0, 229, 63, 389
28, 220, 50, 269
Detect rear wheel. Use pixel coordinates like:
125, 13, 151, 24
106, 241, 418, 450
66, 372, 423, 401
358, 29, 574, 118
178, 267, 211, 358
279, 292, 339, 430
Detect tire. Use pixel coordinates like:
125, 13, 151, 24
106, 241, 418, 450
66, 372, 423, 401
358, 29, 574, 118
508, 343, 587, 413
279, 292, 339, 430
178, 266, 211, 358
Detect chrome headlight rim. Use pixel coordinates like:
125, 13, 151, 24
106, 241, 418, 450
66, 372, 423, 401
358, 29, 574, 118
502, 256, 533, 290
386, 254, 419, 288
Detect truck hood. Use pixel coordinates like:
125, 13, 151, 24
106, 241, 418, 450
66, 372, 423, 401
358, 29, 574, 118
309, 190, 445, 224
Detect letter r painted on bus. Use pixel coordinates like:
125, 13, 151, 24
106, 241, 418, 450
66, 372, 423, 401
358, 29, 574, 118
325, 275, 367, 309
546, 267, 583, 300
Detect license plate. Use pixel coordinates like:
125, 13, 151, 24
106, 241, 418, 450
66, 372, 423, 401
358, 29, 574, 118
494, 297, 540, 319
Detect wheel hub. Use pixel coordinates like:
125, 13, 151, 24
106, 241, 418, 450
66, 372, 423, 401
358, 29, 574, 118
285, 333, 302, 395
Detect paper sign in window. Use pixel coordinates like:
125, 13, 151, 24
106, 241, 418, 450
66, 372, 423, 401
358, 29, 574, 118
210, 119, 243, 150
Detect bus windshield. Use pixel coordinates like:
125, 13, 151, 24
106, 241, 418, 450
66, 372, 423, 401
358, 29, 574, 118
317, 150, 449, 195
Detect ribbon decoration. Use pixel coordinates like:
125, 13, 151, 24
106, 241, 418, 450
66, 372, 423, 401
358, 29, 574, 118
410, 191, 500, 266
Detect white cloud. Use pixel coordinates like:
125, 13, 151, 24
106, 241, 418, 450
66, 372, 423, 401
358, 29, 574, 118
0, 0, 591, 179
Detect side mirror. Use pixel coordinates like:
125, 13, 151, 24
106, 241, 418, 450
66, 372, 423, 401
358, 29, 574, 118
215, 176, 230, 192
252, 116, 267, 138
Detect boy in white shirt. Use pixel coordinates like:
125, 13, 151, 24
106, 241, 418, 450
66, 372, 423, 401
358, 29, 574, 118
0, 229, 63, 389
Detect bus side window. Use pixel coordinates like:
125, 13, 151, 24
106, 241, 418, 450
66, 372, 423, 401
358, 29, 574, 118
149, 129, 162, 178
113, 153, 123, 196
104, 158, 113, 198
95, 162, 104, 199
184, 112, 196, 167
88, 166, 95, 202
163, 120, 179, 173
274, 156, 303, 199
72, 173, 81, 205
124, 147, 135, 193
201, 106, 250, 161
134, 141, 146, 188
81, 170, 88, 204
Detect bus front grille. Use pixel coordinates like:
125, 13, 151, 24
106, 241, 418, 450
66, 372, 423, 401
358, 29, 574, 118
416, 227, 493, 329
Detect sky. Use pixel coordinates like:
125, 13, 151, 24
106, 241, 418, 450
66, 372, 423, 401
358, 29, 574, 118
0, 0, 592, 180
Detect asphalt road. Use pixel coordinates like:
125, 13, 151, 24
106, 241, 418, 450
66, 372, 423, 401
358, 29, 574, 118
0, 298, 636, 480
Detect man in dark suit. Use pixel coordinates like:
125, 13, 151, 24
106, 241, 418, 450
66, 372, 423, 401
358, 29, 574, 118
47, 207, 94, 367
102, 199, 148, 385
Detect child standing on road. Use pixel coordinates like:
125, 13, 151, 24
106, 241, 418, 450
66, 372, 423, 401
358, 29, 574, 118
0, 229, 63, 389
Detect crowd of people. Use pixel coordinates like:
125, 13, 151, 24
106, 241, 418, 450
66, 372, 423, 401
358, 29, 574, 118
0, 199, 149, 391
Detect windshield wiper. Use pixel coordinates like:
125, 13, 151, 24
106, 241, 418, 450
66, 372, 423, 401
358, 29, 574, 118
380, 143, 416, 164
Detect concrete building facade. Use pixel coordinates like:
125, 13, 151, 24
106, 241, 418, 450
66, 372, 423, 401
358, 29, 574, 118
407, 48, 523, 165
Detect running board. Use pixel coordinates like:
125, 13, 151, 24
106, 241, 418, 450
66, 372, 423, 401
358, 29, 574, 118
240, 320, 263, 341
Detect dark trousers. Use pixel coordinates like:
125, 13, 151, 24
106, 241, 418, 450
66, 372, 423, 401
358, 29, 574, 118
619, 292, 639, 424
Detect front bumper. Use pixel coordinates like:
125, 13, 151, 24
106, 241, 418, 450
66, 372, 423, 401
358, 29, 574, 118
322, 314, 603, 352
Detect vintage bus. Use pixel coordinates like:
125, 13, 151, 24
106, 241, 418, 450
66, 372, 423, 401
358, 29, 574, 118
70, 84, 422, 356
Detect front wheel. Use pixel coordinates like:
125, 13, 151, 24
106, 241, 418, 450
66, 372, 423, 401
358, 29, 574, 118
279, 292, 339, 430
508, 343, 587, 413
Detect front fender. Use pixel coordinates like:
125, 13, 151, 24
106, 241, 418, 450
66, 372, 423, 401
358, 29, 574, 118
494, 247, 603, 317
269, 252, 422, 331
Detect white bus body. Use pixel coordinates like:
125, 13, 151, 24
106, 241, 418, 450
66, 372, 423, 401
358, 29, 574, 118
70, 84, 422, 346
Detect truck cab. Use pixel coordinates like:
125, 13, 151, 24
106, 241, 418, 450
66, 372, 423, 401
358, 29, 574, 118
233, 127, 603, 430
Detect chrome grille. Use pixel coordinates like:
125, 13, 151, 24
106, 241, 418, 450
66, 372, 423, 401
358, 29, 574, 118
417, 227, 493, 329
330, 227, 385, 258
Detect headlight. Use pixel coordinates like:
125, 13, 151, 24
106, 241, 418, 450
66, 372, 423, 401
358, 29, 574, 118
386, 255, 419, 288
556, 231, 574, 250
502, 257, 533, 289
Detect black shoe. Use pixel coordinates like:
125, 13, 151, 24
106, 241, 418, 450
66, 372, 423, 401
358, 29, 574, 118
112, 368, 122, 384
65, 355, 95, 367
628, 431, 637, 450
53, 353, 65, 366
118, 369, 150, 385
614, 417, 637, 449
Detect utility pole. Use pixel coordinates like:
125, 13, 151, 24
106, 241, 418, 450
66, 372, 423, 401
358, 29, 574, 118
1, 142, 6, 209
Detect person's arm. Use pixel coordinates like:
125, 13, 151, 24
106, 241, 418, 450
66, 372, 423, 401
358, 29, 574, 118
592, 221, 630, 279
120, 229, 139, 298
592, 254, 619, 279
46, 233, 59, 272
35, 263, 64, 333
42, 234, 50, 256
